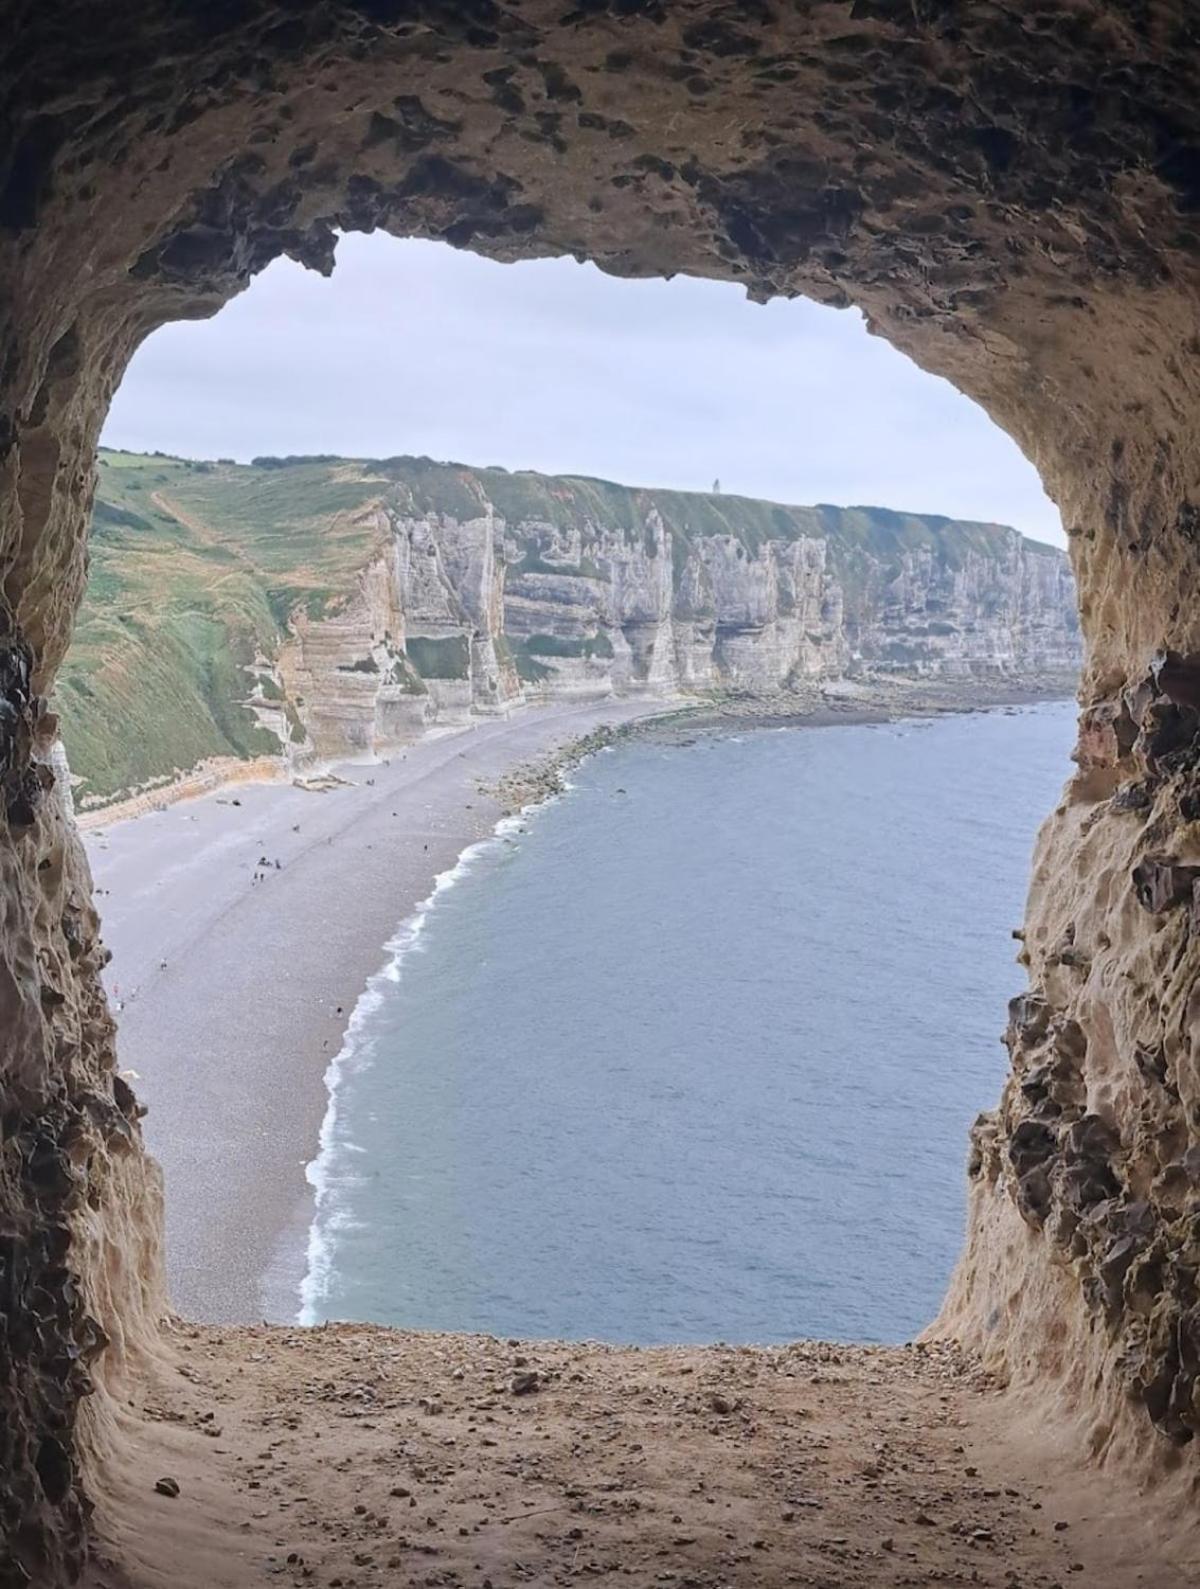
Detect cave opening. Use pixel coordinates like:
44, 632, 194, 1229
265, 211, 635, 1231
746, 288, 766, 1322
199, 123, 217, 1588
4, 6, 1200, 1585
77, 229, 1078, 1348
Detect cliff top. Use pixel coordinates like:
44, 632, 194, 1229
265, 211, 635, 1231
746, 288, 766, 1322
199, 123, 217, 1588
99, 446, 1062, 563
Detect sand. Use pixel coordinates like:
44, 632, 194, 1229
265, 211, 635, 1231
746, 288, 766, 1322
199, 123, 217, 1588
86, 698, 670, 1325
86, 1323, 1200, 1589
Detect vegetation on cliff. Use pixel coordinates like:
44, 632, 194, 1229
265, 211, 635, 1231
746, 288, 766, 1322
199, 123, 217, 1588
57, 451, 387, 800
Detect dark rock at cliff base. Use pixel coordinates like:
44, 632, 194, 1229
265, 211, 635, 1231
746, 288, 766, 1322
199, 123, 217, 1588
1132, 856, 1200, 914
1111, 781, 1152, 813
1151, 650, 1200, 712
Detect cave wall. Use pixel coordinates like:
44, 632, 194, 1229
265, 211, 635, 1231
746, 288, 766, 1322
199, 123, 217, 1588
2, 1, 1200, 1578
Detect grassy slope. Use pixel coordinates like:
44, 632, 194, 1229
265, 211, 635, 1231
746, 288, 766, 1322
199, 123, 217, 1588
56, 451, 387, 803
59, 449, 1058, 804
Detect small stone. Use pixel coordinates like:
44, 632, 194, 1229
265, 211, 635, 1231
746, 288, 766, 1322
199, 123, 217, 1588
510, 1370, 539, 1395
154, 1476, 180, 1498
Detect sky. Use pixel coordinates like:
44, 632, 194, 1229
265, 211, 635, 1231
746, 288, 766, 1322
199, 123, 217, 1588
102, 232, 1064, 545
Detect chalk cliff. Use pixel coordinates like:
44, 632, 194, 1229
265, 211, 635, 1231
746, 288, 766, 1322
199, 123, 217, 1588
58, 451, 1080, 804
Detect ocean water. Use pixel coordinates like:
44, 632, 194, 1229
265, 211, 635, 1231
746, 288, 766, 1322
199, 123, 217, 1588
300, 701, 1075, 1344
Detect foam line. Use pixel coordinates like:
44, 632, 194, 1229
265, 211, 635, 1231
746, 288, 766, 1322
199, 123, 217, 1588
296, 808, 540, 1324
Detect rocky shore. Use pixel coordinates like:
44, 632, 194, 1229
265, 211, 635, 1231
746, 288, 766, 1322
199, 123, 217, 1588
486, 671, 1079, 813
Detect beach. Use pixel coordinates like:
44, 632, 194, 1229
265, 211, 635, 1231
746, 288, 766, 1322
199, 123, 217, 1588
86, 697, 671, 1324
86, 676, 1077, 1327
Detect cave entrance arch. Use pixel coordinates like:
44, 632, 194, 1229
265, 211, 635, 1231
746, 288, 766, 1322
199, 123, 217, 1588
4, 5, 1200, 1581
82, 234, 1079, 1345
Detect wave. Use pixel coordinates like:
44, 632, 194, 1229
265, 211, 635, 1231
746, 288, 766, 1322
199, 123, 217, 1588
295, 807, 534, 1325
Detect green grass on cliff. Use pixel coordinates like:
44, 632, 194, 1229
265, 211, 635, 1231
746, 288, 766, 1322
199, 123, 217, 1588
56, 450, 387, 804
59, 447, 1058, 806
405, 635, 470, 680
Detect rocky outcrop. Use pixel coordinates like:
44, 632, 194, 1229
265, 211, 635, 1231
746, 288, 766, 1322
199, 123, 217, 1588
276, 548, 410, 759
939, 647, 1200, 1454
3, 1, 1200, 1580
240, 459, 1079, 763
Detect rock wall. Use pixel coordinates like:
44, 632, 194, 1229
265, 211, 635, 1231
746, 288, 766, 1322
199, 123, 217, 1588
0, 651, 165, 1586
257, 465, 1079, 759
938, 644, 1200, 1459
2, 1, 1200, 1579
842, 535, 1083, 678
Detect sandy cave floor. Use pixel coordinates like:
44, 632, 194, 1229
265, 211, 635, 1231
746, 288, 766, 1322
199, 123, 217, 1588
85, 1326, 1198, 1589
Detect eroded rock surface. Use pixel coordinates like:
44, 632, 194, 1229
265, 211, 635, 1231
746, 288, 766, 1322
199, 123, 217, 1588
943, 648, 1200, 1452
3, 1, 1200, 1580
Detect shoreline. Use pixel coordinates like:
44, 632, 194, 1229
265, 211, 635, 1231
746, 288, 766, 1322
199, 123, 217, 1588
296, 805, 532, 1325
485, 671, 1079, 811
85, 675, 1077, 1326
78, 671, 1080, 832
87, 696, 679, 1323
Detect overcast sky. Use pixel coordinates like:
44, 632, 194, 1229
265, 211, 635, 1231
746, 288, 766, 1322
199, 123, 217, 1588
102, 232, 1063, 545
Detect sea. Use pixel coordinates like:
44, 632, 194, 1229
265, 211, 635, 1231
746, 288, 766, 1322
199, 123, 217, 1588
298, 699, 1075, 1345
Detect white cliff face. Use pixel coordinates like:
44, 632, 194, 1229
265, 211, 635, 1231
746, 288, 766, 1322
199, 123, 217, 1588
842, 533, 1081, 676
496, 516, 849, 698
387, 506, 520, 717
263, 478, 1080, 762
276, 541, 421, 762
684, 534, 849, 691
